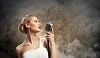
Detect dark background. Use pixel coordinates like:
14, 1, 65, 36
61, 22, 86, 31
0, 0, 100, 58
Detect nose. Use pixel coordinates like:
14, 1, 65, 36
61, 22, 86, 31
38, 22, 41, 26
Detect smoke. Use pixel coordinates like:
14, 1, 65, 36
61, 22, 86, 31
0, 0, 100, 58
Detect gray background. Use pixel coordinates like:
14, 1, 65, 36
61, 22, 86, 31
0, 0, 100, 58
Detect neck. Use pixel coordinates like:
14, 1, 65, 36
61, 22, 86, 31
25, 31, 39, 44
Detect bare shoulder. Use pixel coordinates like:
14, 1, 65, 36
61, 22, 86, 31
16, 44, 23, 58
16, 44, 23, 53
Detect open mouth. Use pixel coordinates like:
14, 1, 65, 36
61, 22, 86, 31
38, 26, 41, 29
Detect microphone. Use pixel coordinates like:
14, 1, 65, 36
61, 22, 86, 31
45, 23, 53, 58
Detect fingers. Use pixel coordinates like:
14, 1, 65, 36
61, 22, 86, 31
45, 35, 50, 40
46, 32, 52, 35
45, 32, 54, 41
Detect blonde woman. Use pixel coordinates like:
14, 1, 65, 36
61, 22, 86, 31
16, 15, 56, 58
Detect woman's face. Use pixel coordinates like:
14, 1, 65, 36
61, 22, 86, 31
28, 16, 41, 33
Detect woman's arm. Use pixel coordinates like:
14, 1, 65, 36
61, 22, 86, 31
50, 41, 57, 58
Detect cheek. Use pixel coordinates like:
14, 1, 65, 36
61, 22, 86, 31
30, 24, 37, 29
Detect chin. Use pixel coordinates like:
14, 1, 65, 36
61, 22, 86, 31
36, 30, 41, 32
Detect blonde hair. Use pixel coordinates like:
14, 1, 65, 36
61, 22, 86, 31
18, 14, 36, 34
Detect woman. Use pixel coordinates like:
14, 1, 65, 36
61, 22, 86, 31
16, 14, 56, 58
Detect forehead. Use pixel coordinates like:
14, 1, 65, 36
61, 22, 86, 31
31, 16, 38, 20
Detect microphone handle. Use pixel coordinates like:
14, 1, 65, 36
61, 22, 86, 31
47, 40, 51, 58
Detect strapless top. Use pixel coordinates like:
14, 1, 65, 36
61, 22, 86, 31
22, 38, 48, 58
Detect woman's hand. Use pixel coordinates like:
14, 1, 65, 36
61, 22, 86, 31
45, 27, 55, 45
45, 27, 57, 58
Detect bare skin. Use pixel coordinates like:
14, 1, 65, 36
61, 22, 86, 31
16, 16, 56, 58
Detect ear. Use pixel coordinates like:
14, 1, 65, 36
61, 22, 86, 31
25, 24, 30, 28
